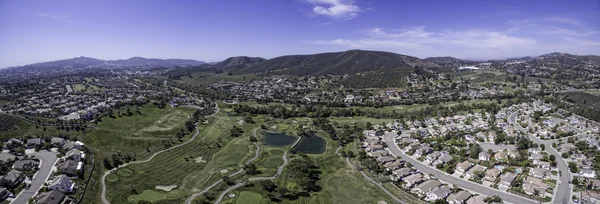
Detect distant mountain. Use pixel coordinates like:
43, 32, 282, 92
2, 56, 206, 74
212, 56, 266, 71
239, 50, 439, 75
533, 52, 600, 67
108, 57, 206, 67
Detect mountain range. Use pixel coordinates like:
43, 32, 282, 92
3, 50, 599, 76
1, 56, 206, 74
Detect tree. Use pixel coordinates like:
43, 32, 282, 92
229, 126, 243, 137
484, 195, 502, 203
469, 144, 482, 159
260, 180, 277, 192
568, 162, 579, 173
562, 152, 569, 158
432, 199, 449, 204
243, 163, 259, 175
533, 188, 540, 197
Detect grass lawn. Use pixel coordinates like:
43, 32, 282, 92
83, 104, 196, 160
0, 114, 69, 140
234, 191, 269, 204
382, 182, 425, 204
103, 114, 260, 204
73, 83, 103, 92
544, 179, 557, 189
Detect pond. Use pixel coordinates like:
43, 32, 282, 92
293, 134, 326, 154
262, 132, 298, 147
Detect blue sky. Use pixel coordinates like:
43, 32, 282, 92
1, 0, 599, 68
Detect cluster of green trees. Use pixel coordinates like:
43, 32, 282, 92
102, 152, 136, 169
231, 100, 509, 121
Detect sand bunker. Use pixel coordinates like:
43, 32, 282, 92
195, 157, 207, 163
219, 169, 229, 173
377, 201, 388, 204
228, 193, 236, 198
155, 185, 177, 192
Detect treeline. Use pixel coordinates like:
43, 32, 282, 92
230, 100, 517, 121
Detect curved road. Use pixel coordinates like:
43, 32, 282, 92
382, 133, 538, 204
185, 128, 262, 204
509, 112, 572, 204
11, 151, 58, 204
101, 104, 219, 204
213, 151, 288, 204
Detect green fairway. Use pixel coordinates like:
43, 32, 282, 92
234, 191, 269, 204
128, 190, 167, 203
83, 104, 196, 160
104, 114, 259, 203
73, 83, 103, 92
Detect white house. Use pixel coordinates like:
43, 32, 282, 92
47, 175, 75, 193
581, 169, 597, 179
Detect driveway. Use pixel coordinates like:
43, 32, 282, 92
509, 112, 572, 204
12, 151, 58, 204
382, 133, 537, 204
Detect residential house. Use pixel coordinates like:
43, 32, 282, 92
377, 156, 395, 164
0, 170, 23, 187
385, 160, 404, 171
57, 160, 79, 176
581, 190, 600, 203
0, 153, 15, 163
432, 154, 453, 166
426, 185, 452, 201
12, 160, 36, 171
415, 146, 433, 157
392, 168, 413, 180
50, 137, 66, 148
581, 169, 597, 179
537, 161, 551, 170
367, 150, 388, 157
27, 138, 42, 148
484, 169, 501, 182
447, 190, 473, 204
465, 165, 487, 179
529, 168, 550, 179
0, 187, 8, 201
523, 176, 550, 196
456, 161, 473, 174
478, 151, 490, 161
466, 194, 486, 204
402, 173, 425, 189
61, 141, 83, 151
411, 179, 442, 197
35, 190, 65, 204
499, 173, 516, 188
425, 151, 441, 163
47, 175, 75, 193
494, 151, 507, 161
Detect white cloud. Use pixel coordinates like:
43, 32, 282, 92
306, 0, 361, 19
37, 13, 75, 22
310, 17, 600, 59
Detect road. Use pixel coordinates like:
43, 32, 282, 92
102, 103, 219, 204
509, 112, 572, 204
382, 133, 537, 204
336, 146, 406, 204
12, 151, 58, 204
185, 128, 262, 204
213, 151, 289, 204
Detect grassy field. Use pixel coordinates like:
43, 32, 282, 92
73, 83, 103, 92
83, 105, 196, 160
103, 114, 259, 203
0, 114, 69, 140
